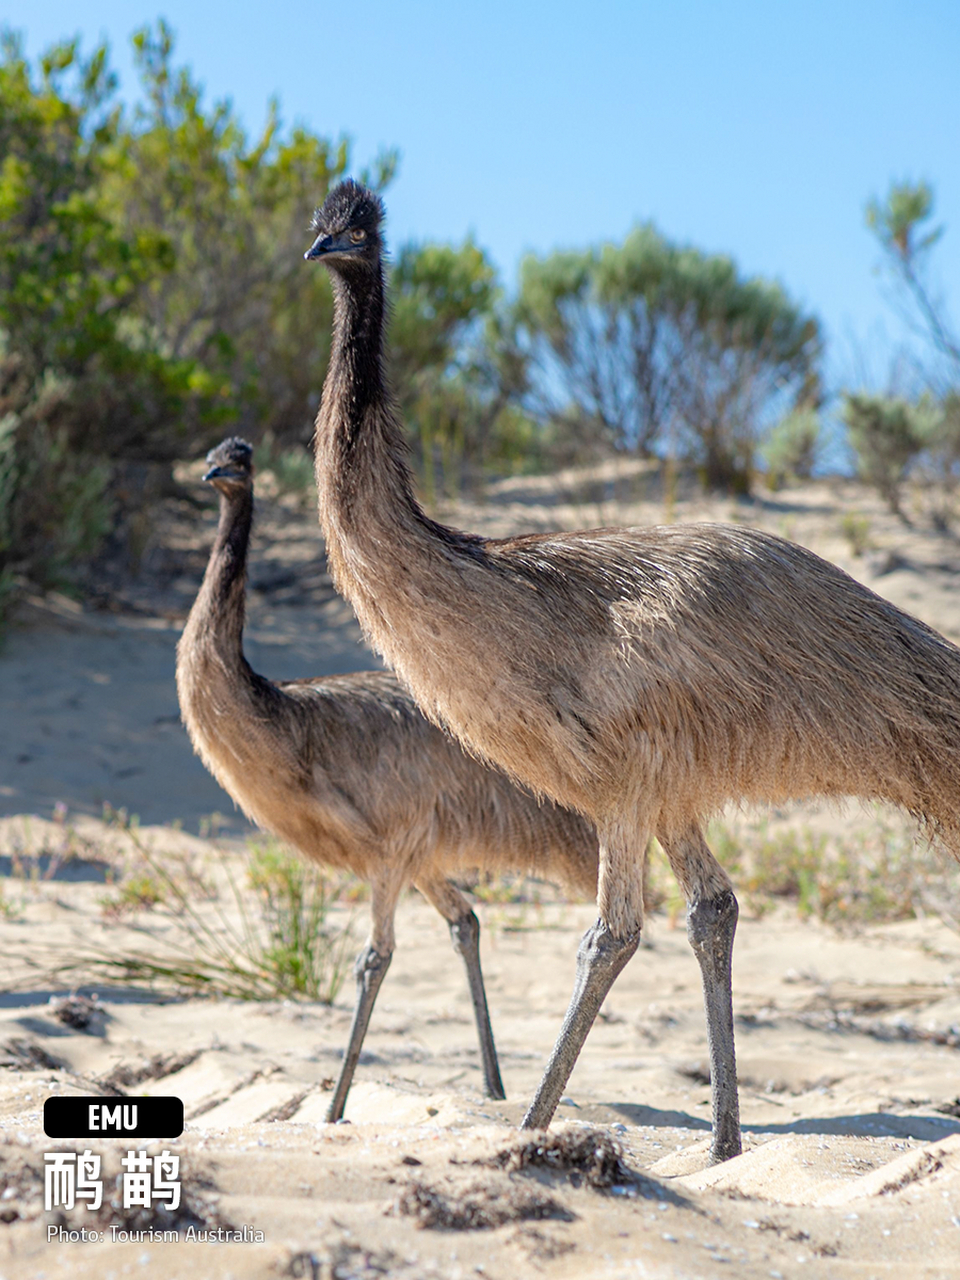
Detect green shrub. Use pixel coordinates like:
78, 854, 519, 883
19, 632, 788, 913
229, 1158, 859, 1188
842, 392, 937, 514
0, 400, 113, 626
257, 434, 316, 505
839, 513, 872, 557
761, 408, 822, 488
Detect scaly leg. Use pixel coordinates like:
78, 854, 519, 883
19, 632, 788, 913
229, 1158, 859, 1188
417, 877, 505, 1099
687, 888, 740, 1162
661, 827, 741, 1164
522, 826, 646, 1129
325, 873, 402, 1123
325, 943, 392, 1122
521, 918, 640, 1129
449, 908, 505, 1099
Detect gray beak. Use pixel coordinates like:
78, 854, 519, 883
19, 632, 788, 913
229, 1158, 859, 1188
304, 232, 333, 261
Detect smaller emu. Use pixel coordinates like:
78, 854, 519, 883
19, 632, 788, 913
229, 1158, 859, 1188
176, 437, 598, 1122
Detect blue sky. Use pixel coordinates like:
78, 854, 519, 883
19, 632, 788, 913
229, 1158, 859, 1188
6, 1, 959, 394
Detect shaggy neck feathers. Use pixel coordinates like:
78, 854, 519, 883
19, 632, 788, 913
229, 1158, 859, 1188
316, 264, 483, 572
179, 484, 256, 687
201, 486, 252, 650
177, 479, 289, 787
329, 266, 389, 430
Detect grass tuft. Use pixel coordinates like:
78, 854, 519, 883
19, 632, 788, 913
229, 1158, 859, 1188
643, 810, 960, 928
717, 814, 958, 926
67, 829, 354, 1003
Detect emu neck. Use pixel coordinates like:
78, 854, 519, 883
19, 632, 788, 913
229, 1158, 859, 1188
317, 265, 444, 556
314, 252, 597, 811
328, 266, 390, 428
186, 487, 253, 665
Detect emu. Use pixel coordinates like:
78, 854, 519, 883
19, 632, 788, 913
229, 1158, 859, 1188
176, 436, 599, 1122
305, 180, 960, 1164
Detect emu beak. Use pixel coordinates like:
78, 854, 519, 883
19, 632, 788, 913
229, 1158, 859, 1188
304, 232, 333, 261
202, 465, 224, 482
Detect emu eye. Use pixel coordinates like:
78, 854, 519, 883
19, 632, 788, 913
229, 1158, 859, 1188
349, 228, 367, 243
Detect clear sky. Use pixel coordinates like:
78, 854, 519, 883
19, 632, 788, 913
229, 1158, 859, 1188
6, 1, 959, 394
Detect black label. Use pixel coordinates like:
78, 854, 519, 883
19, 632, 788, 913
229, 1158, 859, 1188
43, 1096, 184, 1139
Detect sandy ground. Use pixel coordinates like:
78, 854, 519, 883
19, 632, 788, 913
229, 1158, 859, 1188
1, 465, 960, 1277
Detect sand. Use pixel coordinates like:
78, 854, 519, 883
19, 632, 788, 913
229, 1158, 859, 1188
1, 464, 960, 1278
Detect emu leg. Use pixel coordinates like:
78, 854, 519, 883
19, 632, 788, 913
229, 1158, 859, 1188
687, 888, 741, 1163
449, 909, 505, 1100
325, 944, 392, 1123
416, 878, 507, 1099
521, 920, 640, 1129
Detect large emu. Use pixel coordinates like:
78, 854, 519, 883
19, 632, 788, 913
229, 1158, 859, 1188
176, 435, 599, 1122
305, 180, 960, 1163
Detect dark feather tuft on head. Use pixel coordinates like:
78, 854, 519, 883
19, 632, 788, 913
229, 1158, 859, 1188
310, 180, 384, 238
205, 436, 253, 472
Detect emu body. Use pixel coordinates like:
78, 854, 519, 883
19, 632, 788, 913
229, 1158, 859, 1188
306, 181, 960, 1162
176, 437, 598, 1121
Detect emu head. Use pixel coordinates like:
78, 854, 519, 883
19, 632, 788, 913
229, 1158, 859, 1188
203, 436, 254, 494
304, 180, 384, 269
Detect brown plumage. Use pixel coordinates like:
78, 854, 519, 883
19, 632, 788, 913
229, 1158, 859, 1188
306, 180, 960, 1163
175, 435, 598, 1122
